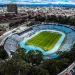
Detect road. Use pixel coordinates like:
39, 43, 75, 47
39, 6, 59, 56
0, 28, 17, 45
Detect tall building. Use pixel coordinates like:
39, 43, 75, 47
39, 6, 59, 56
7, 3, 17, 14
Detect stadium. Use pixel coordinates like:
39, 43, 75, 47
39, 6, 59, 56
0, 1, 75, 75
3, 23, 75, 59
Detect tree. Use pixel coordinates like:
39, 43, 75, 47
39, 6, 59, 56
0, 58, 31, 75
13, 48, 43, 65
12, 48, 26, 60
56, 58, 70, 71
25, 50, 43, 65
42, 59, 60, 75
34, 50, 43, 64
0, 46, 8, 59
56, 51, 63, 55
28, 66, 50, 75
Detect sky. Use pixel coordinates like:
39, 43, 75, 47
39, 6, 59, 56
0, 0, 75, 3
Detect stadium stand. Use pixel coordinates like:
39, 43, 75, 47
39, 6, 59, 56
4, 38, 18, 56
3, 24, 75, 57
4, 34, 22, 56
32, 24, 75, 53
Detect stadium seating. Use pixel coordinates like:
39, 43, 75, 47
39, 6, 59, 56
5, 24, 75, 57
62, 26, 73, 33
57, 25, 62, 30
32, 24, 75, 52
4, 38, 18, 56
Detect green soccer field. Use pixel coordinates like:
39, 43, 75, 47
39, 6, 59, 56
25, 31, 62, 51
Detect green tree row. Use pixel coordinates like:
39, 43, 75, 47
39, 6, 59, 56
0, 44, 75, 75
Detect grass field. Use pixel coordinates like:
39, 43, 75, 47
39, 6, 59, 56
25, 31, 62, 51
